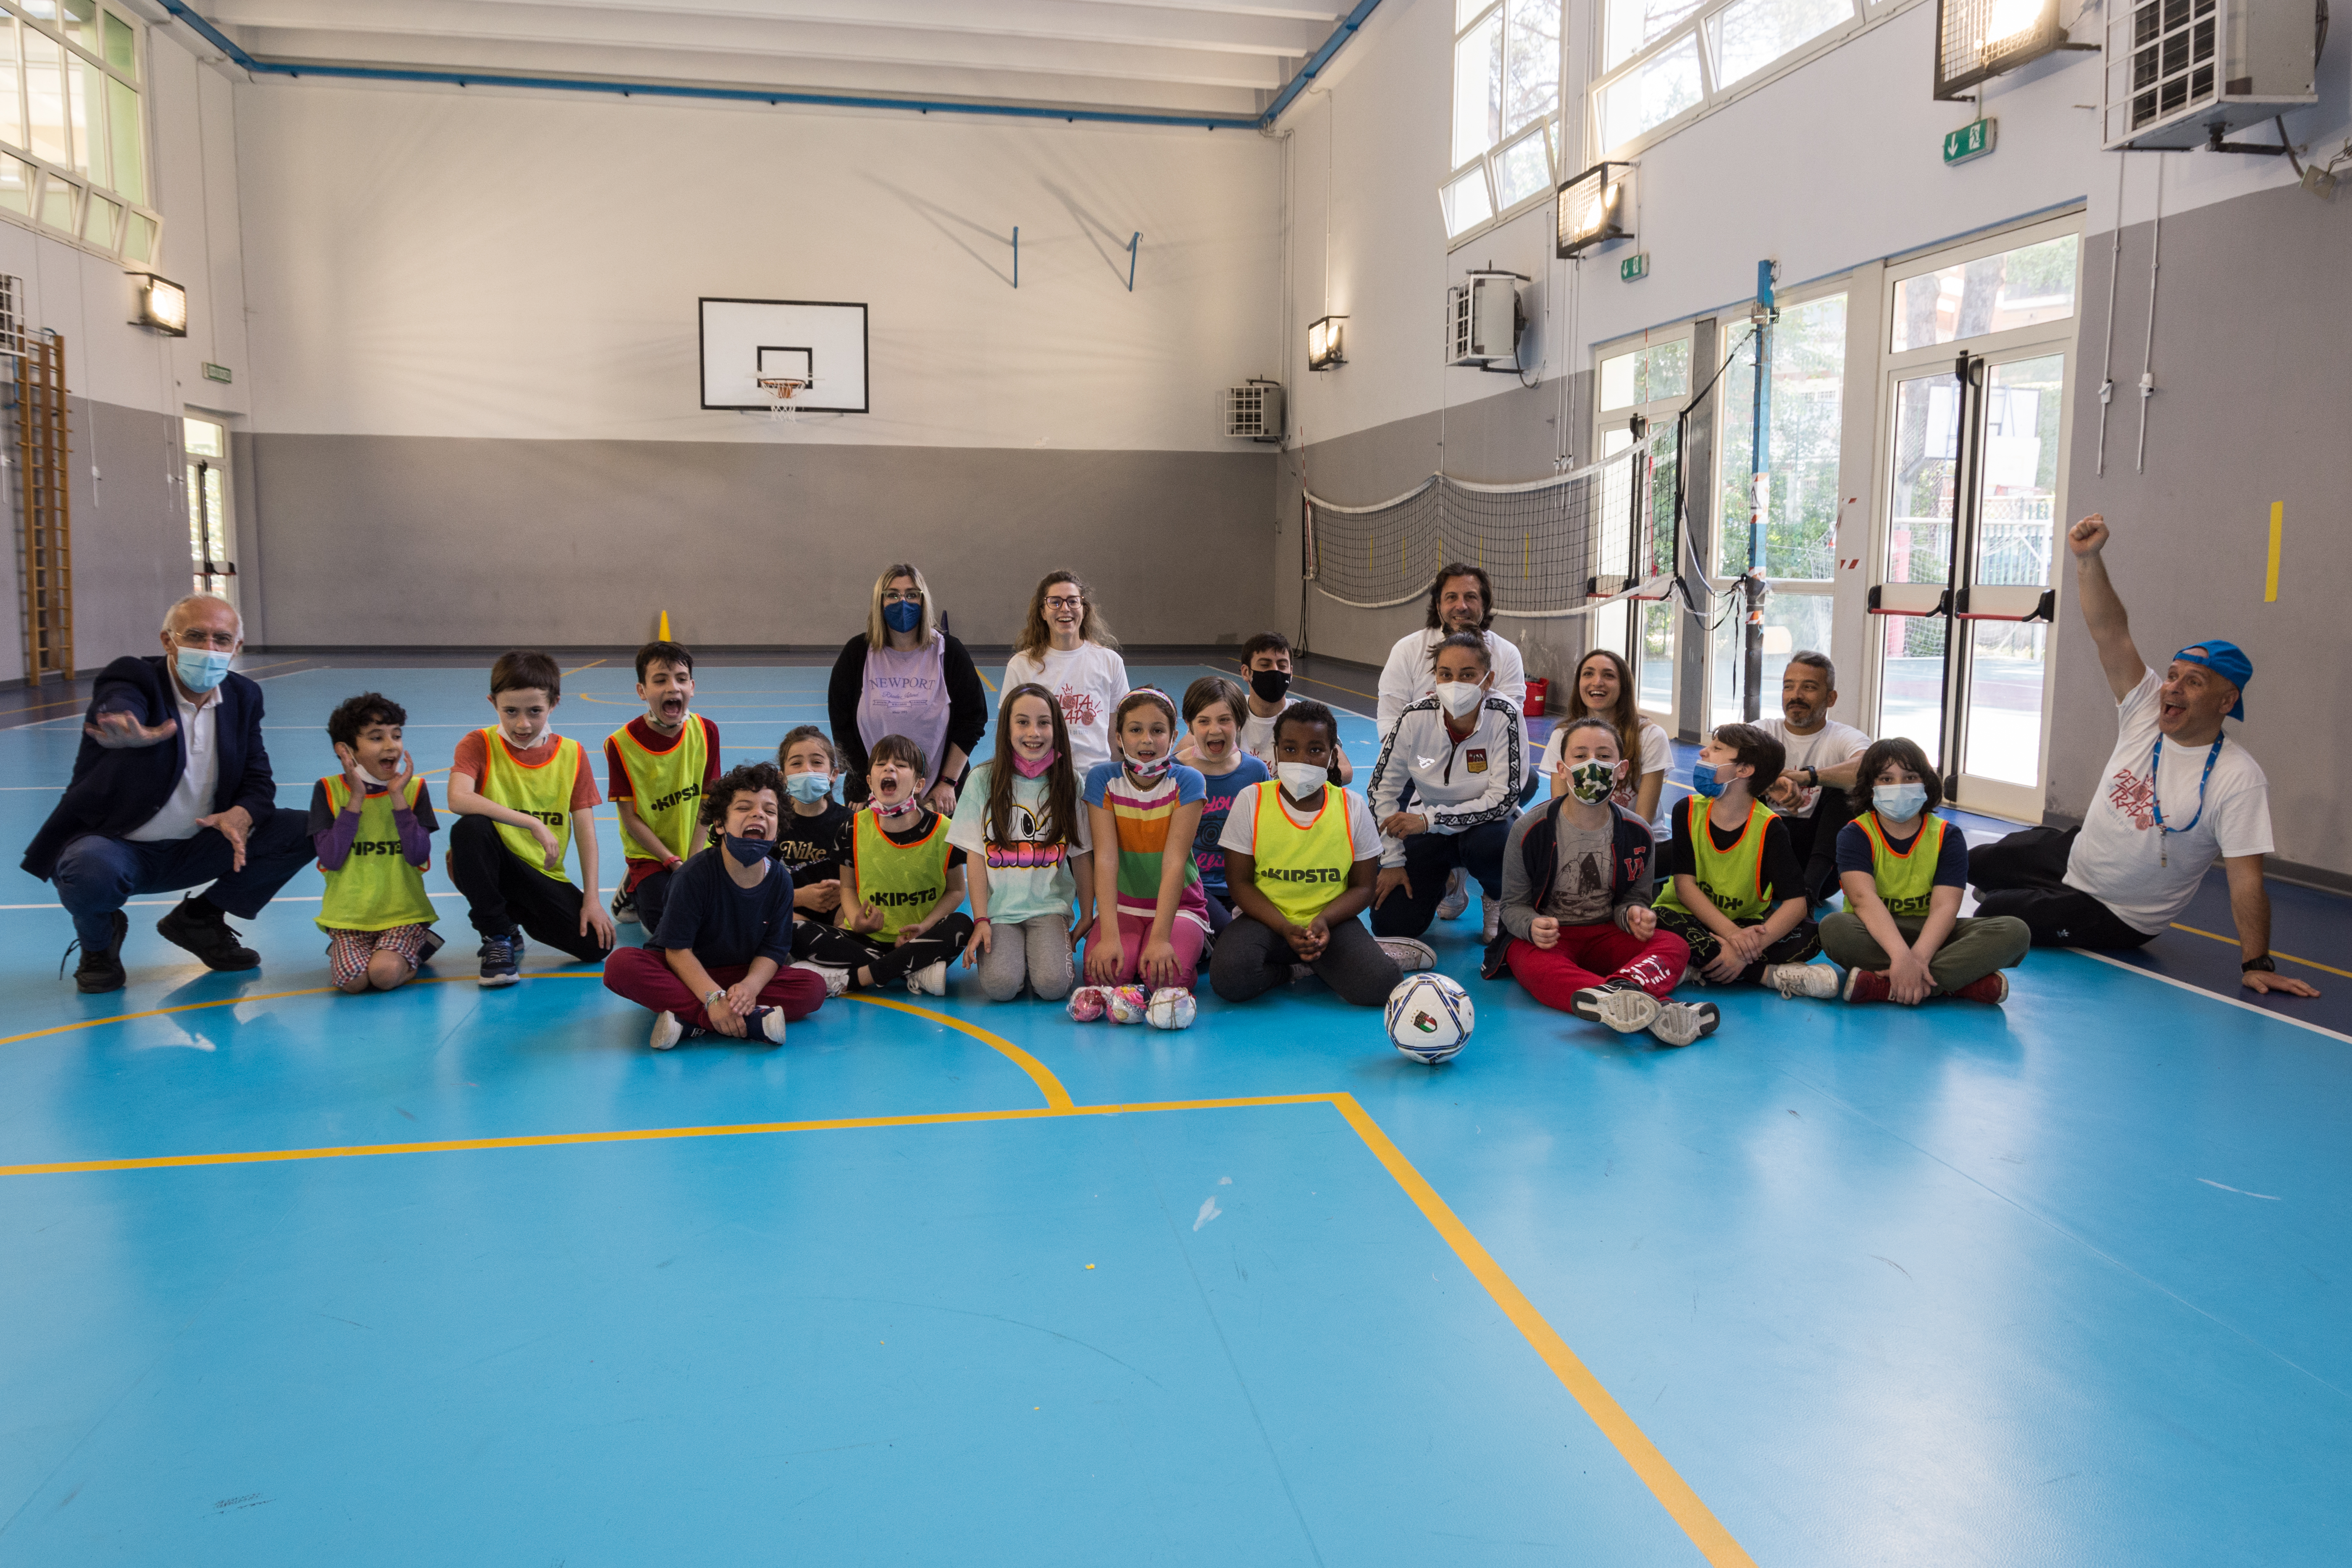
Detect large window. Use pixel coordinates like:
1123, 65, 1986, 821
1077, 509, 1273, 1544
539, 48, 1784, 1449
1594, 0, 1880, 155
1594, 331, 1695, 722
0, 0, 157, 264
1443, 0, 1562, 244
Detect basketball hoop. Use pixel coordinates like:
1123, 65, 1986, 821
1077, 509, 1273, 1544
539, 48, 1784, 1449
758, 376, 809, 424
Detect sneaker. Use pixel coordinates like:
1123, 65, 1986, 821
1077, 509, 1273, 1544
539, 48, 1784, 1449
155, 897, 259, 971
1376, 936, 1436, 972
477, 930, 523, 988
906, 960, 949, 997
1435, 867, 1471, 921
1843, 967, 1892, 1003
1480, 899, 1501, 943
415, 929, 447, 969
791, 960, 850, 998
1764, 961, 1840, 1000
1649, 1000, 1721, 1048
610, 886, 639, 926
752, 1006, 789, 1044
649, 1010, 685, 1050
1950, 970, 2010, 1005
1572, 982, 1660, 1035
65, 910, 129, 994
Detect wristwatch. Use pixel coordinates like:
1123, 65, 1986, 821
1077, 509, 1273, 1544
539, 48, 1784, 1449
1804, 767, 1820, 786
2242, 954, 2276, 973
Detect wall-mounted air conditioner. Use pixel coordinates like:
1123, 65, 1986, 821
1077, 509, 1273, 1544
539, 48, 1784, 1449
1222, 379, 1283, 442
2102, 0, 2319, 150
1447, 271, 1525, 370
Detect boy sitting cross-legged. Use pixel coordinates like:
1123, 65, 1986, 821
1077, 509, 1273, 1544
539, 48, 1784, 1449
310, 692, 445, 993
1652, 722, 1834, 998
792, 733, 974, 995
602, 761, 826, 1048
446, 649, 616, 986
604, 639, 720, 938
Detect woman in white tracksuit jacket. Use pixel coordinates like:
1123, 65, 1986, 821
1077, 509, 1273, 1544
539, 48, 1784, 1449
1366, 631, 1525, 943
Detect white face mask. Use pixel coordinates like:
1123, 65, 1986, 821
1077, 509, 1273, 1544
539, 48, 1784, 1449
1435, 682, 1484, 718
1276, 762, 1329, 799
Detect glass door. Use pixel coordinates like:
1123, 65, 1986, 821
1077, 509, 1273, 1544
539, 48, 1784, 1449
184, 416, 236, 606
1593, 332, 1692, 730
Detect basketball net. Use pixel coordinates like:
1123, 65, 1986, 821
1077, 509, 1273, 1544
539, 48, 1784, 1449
758, 376, 809, 425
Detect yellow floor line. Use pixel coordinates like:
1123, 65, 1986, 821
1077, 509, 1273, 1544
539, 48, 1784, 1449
2168, 922, 2349, 980
846, 993, 1071, 1108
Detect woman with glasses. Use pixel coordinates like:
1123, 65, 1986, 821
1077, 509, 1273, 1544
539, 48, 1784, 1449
1003, 571, 1128, 781
826, 564, 988, 812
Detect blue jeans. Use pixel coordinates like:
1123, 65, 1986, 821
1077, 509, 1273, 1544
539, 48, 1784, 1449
50, 808, 315, 952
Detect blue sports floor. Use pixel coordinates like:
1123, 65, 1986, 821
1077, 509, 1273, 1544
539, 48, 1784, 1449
2, 656, 2347, 1566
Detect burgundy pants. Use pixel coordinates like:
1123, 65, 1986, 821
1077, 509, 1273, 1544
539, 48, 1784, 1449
602, 946, 827, 1028
1505, 924, 1689, 1012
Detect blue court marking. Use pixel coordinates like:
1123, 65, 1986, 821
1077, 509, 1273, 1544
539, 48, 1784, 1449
2, 661, 2349, 1565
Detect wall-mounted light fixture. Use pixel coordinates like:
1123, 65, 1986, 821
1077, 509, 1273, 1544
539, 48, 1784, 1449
1307, 315, 1348, 371
130, 273, 188, 336
1556, 162, 1634, 258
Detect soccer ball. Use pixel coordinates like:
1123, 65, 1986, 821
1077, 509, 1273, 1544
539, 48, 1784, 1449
1146, 987, 1197, 1030
1107, 985, 1150, 1024
1385, 974, 1474, 1064
1067, 986, 1109, 1022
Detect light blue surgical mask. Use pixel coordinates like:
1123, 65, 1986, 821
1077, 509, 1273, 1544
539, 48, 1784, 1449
882, 600, 923, 636
173, 647, 233, 693
1690, 762, 1728, 799
1874, 782, 1929, 822
784, 770, 833, 804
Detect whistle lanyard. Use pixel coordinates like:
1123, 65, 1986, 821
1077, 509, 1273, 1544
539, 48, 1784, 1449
2149, 734, 2223, 868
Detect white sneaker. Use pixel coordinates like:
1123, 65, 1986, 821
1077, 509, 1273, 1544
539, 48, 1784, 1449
755, 1007, 789, 1044
1649, 1000, 1721, 1047
1480, 899, 1500, 943
610, 887, 640, 926
1377, 936, 1436, 972
1435, 867, 1471, 921
649, 1011, 684, 1051
1572, 984, 1659, 1034
1765, 962, 1840, 1000
791, 960, 850, 998
906, 960, 949, 997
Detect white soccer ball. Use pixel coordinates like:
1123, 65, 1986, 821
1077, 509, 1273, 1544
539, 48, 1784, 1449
1385, 973, 1474, 1064
1146, 987, 1197, 1030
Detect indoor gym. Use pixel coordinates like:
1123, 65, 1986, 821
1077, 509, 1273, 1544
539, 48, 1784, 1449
0, 1, 2348, 1565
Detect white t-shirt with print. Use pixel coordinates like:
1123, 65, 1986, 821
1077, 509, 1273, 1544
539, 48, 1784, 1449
1002, 642, 1129, 783
1758, 717, 1872, 819
1541, 716, 1673, 841
2062, 668, 2275, 934
1239, 697, 1292, 764
1217, 781, 1383, 864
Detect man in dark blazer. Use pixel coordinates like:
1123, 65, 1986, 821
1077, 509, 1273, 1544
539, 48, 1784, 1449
23, 594, 313, 993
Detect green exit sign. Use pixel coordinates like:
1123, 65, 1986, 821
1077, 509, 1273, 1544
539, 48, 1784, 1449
1942, 118, 1997, 165
1620, 252, 1649, 281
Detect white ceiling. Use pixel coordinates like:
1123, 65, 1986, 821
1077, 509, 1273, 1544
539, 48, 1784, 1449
179, 0, 1350, 121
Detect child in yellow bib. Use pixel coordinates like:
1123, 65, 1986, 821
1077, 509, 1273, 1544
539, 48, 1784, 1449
794, 733, 975, 995
445, 649, 616, 986
604, 639, 720, 937
310, 693, 444, 992
1820, 737, 2029, 1005
1652, 723, 1830, 996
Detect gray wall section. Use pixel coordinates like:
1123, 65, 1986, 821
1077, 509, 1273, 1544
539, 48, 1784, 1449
245, 438, 1277, 651
1275, 372, 1597, 696
2058, 180, 2351, 881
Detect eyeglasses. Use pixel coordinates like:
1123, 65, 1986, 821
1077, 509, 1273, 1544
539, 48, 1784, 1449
881, 590, 924, 604
1043, 596, 1084, 611
172, 628, 238, 650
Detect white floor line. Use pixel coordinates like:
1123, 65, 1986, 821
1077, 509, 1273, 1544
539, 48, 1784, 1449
2069, 947, 2352, 1047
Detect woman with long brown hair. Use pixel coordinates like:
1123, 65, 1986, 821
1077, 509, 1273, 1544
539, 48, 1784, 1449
1002, 570, 1128, 781
948, 684, 1093, 1002
1540, 648, 1671, 838
826, 562, 988, 810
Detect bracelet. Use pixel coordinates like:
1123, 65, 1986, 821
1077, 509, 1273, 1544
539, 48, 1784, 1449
972, 915, 991, 925
2242, 954, 2276, 973
706, 987, 728, 1005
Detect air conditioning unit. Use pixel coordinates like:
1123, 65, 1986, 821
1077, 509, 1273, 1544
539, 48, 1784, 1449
1222, 379, 1283, 442
2101, 0, 2318, 150
1447, 270, 1525, 370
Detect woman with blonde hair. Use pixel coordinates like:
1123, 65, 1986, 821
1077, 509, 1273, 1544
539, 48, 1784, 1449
1002, 569, 1128, 780
827, 562, 988, 811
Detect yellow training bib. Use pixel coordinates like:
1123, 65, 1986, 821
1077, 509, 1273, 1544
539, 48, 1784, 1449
610, 717, 710, 864
1249, 784, 1358, 926
479, 728, 583, 883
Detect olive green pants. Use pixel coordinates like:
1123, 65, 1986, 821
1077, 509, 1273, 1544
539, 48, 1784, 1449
1819, 911, 2030, 993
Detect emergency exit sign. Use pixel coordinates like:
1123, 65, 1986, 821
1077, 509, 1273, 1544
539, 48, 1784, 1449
1942, 118, 1997, 165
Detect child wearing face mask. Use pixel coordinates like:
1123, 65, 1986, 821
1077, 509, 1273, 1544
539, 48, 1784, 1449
788, 734, 972, 996
1177, 676, 1271, 934
1820, 738, 2029, 1005
1365, 631, 1525, 950
950, 685, 1093, 1001
773, 727, 855, 920
1489, 716, 1708, 1044
1075, 688, 1210, 1014
311, 691, 444, 993
1652, 723, 1832, 997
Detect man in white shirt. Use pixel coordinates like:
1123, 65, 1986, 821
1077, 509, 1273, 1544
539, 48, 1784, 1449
1758, 650, 1872, 906
1971, 515, 2318, 998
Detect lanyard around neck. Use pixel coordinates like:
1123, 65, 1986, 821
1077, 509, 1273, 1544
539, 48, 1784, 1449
2149, 734, 2223, 863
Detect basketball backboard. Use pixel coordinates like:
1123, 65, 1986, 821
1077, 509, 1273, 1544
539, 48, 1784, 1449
698, 298, 869, 413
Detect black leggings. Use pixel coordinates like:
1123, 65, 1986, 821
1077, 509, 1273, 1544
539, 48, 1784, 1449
796, 913, 976, 988
1653, 907, 1821, 984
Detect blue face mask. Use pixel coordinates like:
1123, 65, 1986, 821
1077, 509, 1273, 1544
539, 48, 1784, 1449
882, 600, 923, 636
722, 832, 773, 869
784, 770, 833, 804
1690, 762, 1729, 798
1874, 782, 1929, 821
173, 647, 233, 693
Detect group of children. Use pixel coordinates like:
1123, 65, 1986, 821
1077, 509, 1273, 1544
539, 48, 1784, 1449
305, 629, 2028, 1051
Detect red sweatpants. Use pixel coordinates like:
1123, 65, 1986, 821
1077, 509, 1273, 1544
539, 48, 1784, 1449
602, 946, 827, 1028
1505, 924, 1689, 1012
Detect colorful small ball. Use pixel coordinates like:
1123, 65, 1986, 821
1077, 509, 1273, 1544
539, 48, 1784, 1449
1146, 988, 1197, 1030
1107, 985, 1151, 1024
1066, 986, 1109, 1023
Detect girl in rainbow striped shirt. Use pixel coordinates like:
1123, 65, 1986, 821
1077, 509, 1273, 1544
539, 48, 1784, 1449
1079, 689, 1209, 1003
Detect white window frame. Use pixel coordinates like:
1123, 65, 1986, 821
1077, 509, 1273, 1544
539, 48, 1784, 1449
1442, 0, 1565, 250
1593, 0, 1927, 160
1589, 323, 1699, 721
0, 1, 162, 266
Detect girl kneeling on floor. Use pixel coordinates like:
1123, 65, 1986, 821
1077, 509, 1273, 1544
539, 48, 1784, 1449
1485, 717, 1714, 1047
794, 734, 973, 995
1075, 688, 1209, 1018
1819, 737, 2029, 1005
951, 684, 1093, 1001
